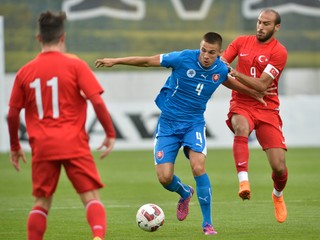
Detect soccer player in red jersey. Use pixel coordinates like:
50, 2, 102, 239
7, 11, 116, 240
221, 9, 288, 223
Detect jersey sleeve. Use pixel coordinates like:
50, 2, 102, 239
222, 37, 242, 63
8, 72, 25, 109
75, 59, 104, 98
264, 44, 288, 79
160, 51, 183, 69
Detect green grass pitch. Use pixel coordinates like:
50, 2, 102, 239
0, 147, 319, 239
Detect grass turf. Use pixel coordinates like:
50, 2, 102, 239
0, 147, 319, 239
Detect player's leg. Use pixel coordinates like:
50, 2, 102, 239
27, 197, 52, 240
154, 135, 193, 220
28, 161, 60, 240
64, 157, 106, 239
80, 190, 106, 240
228, 113, 253, 200
188, 150, 217, 235
266, 148, 288, 223
256, 118, 288, 223
183, 124, 216, 235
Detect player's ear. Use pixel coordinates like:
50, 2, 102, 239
36, 33, 42, 43
275, 24, 280, 32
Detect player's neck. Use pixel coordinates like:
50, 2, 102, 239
41, 41, 65, 53
41, 45, 62, 53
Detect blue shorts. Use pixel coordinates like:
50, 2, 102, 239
153, 117, 207, 165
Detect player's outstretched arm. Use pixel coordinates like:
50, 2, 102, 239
95, 55, 161, 68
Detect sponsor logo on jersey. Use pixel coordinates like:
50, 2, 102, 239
212, 74, 220, 82
187, 69, 196, 78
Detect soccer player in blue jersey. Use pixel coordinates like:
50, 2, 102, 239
95, 32, 269, 235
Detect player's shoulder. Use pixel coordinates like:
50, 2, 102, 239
234, 35, 255, 43
61, 52, 90, 67
274, 39, 287, 53
63, 52, 80, 59
62, 52, 85, 63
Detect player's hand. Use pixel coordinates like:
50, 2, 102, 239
10, 149, 27, 172
253, 86, 277, 106
95, 58, 115, 68
97, 137, 116, 159
229, 66, 238, 78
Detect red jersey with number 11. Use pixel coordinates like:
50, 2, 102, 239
223, 36, 287, 110
9, 51, 103, 161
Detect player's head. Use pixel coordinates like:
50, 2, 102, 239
37, 11, 66, 45
256, 9, 281, 43
199, 32, 223, 68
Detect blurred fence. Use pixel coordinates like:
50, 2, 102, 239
0, 0, 319, 71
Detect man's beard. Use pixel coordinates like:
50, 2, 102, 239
256, 30, 274, 43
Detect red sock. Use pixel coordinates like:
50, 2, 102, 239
27, 206, 48, 240
272, 168, 288, 192
86, 200, 106, 239
233, 136, 249, 173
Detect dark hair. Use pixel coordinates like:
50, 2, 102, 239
202, 32, 223, 48
38, 11, 66, 44
261, 9, 281, 25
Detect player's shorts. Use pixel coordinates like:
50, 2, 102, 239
154, 117, 207, 165
226, 104, 287, 151
32, 155, 104, 198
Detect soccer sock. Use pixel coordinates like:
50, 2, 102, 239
27, 206, 48, 240
86, 200, 106, 239
272, 168, 288, 194
238, 171, 249, 182
194, 173, 212, 227
233, 136, 249, 178
163, 175, 191, 199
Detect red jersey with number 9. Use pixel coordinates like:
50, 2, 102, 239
223, 36, 287, 110
9, 51, 103, 161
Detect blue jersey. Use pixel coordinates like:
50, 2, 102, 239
155, 49, 228, 123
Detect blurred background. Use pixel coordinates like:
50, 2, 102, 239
0, 0, 319, 151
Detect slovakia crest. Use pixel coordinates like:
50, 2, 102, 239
156, 150, 164, 160
212, 74, 220, 82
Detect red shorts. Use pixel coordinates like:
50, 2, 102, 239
226, 104, 287, 151
32, 156, 104, 198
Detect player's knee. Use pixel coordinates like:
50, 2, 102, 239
233, 124, 250, 136
157, 173, 172, 186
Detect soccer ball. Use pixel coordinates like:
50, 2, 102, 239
136, 203, 165, 232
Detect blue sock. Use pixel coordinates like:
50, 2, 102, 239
195, 173, 212, 227
163, 175, 191, 199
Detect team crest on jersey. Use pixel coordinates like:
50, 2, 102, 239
212, 74, 220, 82
187, 69, 196, 78
156, 150, 164, 160
258, 55, 268, 63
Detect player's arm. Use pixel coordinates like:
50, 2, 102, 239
89, 93, 116, 159
7, 107, 27, 171
229, 67, 274, 92
223, 76, 276, 106
95, 54, 161, 68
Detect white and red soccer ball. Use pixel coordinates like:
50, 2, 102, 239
136, 203, 165, 232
